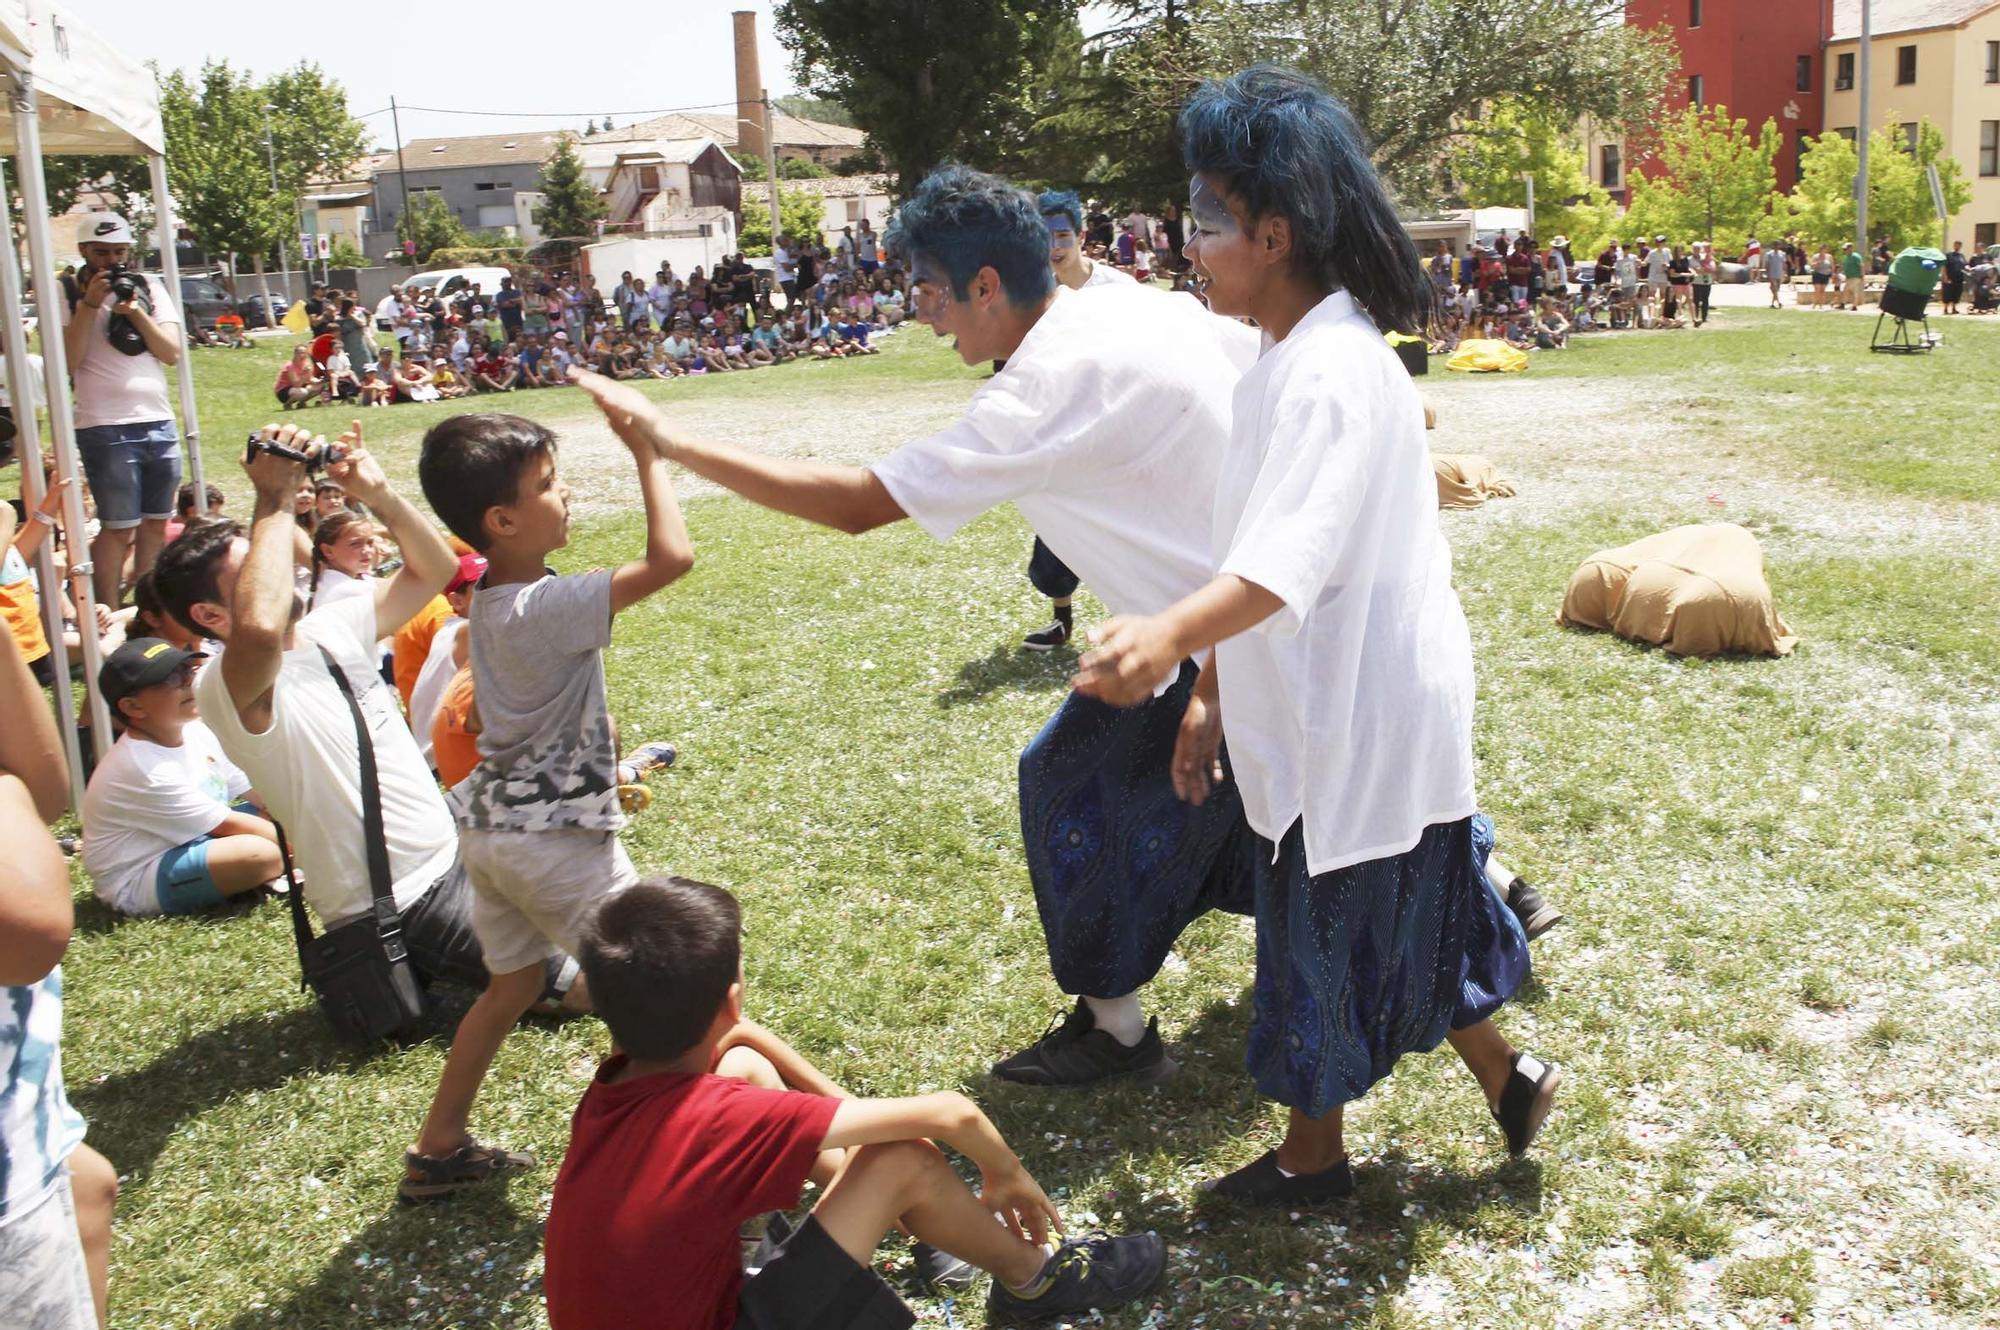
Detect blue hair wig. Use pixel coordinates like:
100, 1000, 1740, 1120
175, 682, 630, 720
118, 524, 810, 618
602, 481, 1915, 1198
884, 164, 1055, 310
1037, 189, 1083, 233
1180, 65, 1428, 335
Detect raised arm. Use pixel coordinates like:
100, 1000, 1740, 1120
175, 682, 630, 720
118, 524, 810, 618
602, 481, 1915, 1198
321, 420, 458, 635
0, 610, 73, 984
222, 432, 316, 726
604, 403, 695, 615
573, 369, 904, 535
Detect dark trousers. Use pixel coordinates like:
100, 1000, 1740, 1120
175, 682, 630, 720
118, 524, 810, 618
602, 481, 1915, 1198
1026, 537, 1080, 601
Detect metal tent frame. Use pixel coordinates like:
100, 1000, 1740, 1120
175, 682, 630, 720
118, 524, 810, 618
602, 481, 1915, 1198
0, 0, 201, 814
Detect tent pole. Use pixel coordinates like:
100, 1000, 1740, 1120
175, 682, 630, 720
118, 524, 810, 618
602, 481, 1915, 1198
148, 152, 202, 495
0, 151, 86, 812
13, 72, 114, 760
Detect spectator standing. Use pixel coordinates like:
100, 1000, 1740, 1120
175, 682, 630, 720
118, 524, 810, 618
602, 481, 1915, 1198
1763, 242, 1790, 308
494, 278, 525, 342
1689, 241, 1717, 326
1839, 241, 1865, 308
1940, 240, 1967, 314
59, 212, 186, 609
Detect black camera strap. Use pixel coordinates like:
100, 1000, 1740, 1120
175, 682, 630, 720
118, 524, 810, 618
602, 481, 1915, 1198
282, 645, 402, 969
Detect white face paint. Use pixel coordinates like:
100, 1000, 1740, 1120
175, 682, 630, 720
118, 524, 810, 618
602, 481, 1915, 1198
1186, 174, 1235, 243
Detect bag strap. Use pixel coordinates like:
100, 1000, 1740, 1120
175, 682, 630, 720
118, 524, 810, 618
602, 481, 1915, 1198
317, 645, 398, 928
277, 818, 315, 988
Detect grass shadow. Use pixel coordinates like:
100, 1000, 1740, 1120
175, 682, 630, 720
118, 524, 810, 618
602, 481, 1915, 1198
217, 1191, 545, 1330
934, 640, 1077, 708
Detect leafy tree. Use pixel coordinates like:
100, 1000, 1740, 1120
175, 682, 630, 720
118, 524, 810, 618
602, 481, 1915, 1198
773, 94, 857, 128
532, 135, 606, 239
397, 193, 471, 263
1451, 100, 1621, 250
1784, 131, 1858, 249
159, 64, 295, 288
739, 185, 827, 257
1181, 0, 1674, 201
1618, 104, 1782, 246
1859, 115, 1971, 251
325, 235, 369, 269
739, 155, 834, 182
775, 0, 1073, 196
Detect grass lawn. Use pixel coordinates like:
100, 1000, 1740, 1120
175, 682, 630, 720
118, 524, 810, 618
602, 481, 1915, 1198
56, 309, 2000, 1328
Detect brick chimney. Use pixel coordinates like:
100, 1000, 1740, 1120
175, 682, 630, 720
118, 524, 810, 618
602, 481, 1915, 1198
733, 10, 768, 161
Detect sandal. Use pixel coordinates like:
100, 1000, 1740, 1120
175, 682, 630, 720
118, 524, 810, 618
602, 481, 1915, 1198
397, 1139, 536, 1205
1492, 1053, 1563, 1156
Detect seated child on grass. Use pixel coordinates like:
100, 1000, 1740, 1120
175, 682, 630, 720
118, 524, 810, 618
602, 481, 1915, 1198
403, 382, 694, 1203
542, 877, 1168, 1330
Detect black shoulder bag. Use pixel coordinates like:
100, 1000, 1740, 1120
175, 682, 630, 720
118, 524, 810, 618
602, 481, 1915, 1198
279, 646, 429, 1042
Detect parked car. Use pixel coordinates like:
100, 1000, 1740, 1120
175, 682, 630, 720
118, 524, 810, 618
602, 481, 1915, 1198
401, 266, 514, 302
175, 274, 234, 331
237, 291, 290, 328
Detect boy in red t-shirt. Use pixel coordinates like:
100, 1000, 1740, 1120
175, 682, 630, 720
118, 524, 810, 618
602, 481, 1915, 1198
545, 879, 1167, 1329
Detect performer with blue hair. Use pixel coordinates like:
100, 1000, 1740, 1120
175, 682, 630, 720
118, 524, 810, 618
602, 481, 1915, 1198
1073, 66, 1559, 1202
571, 162, 1267, 1090
1015, 189, 1137, 654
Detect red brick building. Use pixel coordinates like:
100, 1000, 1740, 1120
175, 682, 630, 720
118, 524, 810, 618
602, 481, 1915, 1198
1624, 0, 1832, 190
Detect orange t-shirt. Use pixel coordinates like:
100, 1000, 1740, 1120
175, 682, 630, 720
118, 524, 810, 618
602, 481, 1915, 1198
2, 547, 50, 664
431, 665, 480, 789
392, 595, 453, 709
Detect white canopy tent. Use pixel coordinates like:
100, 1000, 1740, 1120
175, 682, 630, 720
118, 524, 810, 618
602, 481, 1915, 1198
0, 0, 204, 812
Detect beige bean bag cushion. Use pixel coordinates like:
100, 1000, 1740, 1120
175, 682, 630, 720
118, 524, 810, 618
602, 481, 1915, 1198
1432, 454, 1517, 510
1559, 523, 1797, 658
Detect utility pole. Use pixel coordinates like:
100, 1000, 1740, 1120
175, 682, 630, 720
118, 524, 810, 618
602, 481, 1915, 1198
1523, 173, 1535, 241
262, 104, 292, 319
391, 95, 413, 267
1856, 0, 1871, 258
762, 89, 782, 254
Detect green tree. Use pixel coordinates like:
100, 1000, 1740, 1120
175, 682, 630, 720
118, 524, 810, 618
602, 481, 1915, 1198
325, 235, 369, 269
1784, 131, 1858, 248
739, 155, 834, 182
159, 64, 295, 291
396, 192, 471, 263
775, 0, 1074, 197
1858, 115, 1971, 250
1182, 0, 1675, 201
1618, 105, 1782, 245
739, 186, 827, 257
532, 135, 606, 239
1450, 100, 1621, 250
773, 94, 857, 128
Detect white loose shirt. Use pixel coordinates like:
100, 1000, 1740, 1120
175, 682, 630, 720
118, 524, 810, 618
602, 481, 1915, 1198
1214, 290, 1476, 875
872, 283, 1257, 661
197, 594, 457, 926
60, 274, 179, 428
1079, 261, 1133, 289
408, 617, 465, 765
82, 721, 250, 915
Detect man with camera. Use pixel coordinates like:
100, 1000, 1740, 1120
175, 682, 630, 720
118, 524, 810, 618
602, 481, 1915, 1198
60, 213, 186, 611
150, 421, 579, 1200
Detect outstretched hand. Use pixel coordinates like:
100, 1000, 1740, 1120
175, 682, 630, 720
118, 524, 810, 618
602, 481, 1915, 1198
325, 419, 390, 506
572, 367, 667, 458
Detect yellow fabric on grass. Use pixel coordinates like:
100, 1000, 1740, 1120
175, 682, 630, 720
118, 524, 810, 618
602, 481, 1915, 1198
1558, 523, 1797, 658
1446, 338, 1528, 373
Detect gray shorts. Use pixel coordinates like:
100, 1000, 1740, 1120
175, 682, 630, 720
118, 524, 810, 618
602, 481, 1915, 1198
460, 826, 638, 976
0, 1170, 97, 1329
400, 852, 577, 998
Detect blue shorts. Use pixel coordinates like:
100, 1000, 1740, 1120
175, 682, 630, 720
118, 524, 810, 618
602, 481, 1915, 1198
76, 419, 181, 529
154, 836, 226, 914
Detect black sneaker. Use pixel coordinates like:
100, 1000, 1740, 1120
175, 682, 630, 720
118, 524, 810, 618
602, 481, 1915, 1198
912, 1240, 977, 1294
1505, 875, 1563, 939
991, 999, 1177, 1088
1492, 1051, 1564, 1156
1022, 620, 1070, 652
1198, 1150, 1353, 1205
986, 1232, 1166, 1323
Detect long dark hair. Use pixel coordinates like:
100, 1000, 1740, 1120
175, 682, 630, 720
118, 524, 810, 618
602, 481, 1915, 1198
1181, 64, 1429, 336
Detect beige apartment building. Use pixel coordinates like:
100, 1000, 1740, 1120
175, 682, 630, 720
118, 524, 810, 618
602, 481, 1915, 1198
1822, 0, 2000, 249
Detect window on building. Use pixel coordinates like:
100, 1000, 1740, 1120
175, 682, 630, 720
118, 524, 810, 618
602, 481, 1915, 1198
1988, 40, 1999, 82
1901, 122, 1919, 152
1976, 222, 1997, 248
1688, 74, 1704, 106
1796, 55, 1812, 91
1982, 121, 1999, 177
1836, 52, 1854, 90
1601, 144, 1622, 188
1689, 0, 1702, 26
471, 181, 514, 192
1835, 126, 1858, 142
1896, 44, 1916, 84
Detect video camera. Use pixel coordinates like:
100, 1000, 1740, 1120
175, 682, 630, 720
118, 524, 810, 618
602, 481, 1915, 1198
244, 432, 348, 474
104, 263, 144, 305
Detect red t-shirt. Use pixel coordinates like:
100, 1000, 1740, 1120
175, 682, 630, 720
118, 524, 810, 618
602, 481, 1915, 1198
544, 1059, 840, 1330
475, 353, 506, 378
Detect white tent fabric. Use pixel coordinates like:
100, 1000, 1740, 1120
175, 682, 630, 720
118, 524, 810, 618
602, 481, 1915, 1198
1, 0, 194, 811
0, 0, 164, 154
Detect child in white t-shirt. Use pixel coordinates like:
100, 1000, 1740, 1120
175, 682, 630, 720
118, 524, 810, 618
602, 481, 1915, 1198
81, 638, 283, 916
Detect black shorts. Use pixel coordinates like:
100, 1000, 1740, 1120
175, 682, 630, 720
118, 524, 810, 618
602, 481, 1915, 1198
1026, 536, 1080, 600
734, 1216, 912, 1330
397, 853, 576, 1000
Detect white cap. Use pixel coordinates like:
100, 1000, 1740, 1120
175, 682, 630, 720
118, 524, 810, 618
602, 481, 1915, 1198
78, 212, 134, 245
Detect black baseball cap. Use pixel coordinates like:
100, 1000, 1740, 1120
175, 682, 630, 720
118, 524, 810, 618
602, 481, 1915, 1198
99, 637, 205, 707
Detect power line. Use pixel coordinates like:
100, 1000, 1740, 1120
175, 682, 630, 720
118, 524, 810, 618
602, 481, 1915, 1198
357, 98, 748, 122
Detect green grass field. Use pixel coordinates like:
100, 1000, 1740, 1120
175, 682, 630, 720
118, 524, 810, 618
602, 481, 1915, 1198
55, 309, 2000, 1328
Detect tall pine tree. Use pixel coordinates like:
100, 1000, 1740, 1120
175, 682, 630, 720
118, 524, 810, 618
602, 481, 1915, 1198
533, 135, 607, 240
